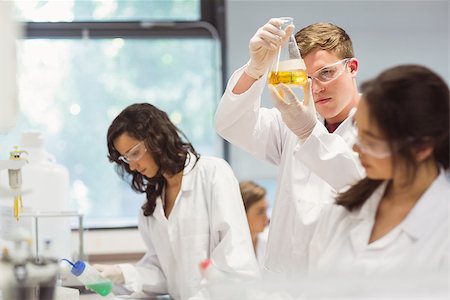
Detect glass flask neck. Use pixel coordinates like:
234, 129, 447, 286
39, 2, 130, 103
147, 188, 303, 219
279, 17, 294, 30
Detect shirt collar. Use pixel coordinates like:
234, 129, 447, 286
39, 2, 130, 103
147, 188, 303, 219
180, 152, 198, 192
319, 107, 357, 134
351, 181, 388, 220
401, 170, 450, 239
351, 170, 450, 240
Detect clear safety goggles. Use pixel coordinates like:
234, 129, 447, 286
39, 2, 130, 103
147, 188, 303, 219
118, 141, 147, 164
351, 122, 391, 159
308, 58, 350, 83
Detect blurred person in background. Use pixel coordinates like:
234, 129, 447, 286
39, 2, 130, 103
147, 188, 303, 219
239, 181, 270, 266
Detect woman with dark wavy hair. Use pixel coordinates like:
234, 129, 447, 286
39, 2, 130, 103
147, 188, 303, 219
307, 65, 449, 274
95, 103, 258, 299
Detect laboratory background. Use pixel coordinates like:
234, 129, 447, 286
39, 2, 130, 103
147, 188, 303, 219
0, 0, 448, 300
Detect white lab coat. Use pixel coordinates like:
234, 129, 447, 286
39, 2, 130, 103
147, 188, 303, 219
118, 154, 259, 300
215, 66, 364, 275
309, 170, 450, 274
255, 229, 268, 267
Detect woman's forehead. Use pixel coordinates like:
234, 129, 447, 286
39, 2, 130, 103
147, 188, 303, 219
114, 132, 140, 152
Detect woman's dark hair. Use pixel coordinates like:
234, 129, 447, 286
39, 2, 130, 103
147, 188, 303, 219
106, 103, 200, 216
337, 65, 449, 211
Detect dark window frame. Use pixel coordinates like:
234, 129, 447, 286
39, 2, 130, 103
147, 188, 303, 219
22, 0, 230, 162
18, 0, 229, 230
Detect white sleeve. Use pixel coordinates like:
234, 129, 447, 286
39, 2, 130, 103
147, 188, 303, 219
295, 123, 364, 192
208, 159, 260, 278
256, 230, 268, 267
214, 65, 290, 166
188, 159, 260, 300
307, 204, 340, 272
116, 214, 168, 297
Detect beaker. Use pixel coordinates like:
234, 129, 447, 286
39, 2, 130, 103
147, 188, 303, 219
268, 17, 308, 86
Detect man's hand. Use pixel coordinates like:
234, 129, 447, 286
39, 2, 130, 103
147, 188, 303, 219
269, 80, 317, 140
245, 18, 294, 80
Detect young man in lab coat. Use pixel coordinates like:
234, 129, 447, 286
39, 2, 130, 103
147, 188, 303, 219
215, 19, 364, 275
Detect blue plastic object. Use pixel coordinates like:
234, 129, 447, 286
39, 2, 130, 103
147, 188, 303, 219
70, 260, 86, 277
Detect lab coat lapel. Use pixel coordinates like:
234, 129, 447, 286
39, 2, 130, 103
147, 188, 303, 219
180, 152, 196, 193
349, 182, 387, 254
400, 170, 450, 240
319, 107, 356, 137
348, 172, 449, 254
165, 153, 197, 222
334, 108, 357, 144
153, 195, 168, 223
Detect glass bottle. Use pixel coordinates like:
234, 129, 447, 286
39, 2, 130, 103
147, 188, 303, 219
268, 17, 308, 86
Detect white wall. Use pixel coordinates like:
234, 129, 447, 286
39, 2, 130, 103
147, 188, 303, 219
224, 0, 449, 183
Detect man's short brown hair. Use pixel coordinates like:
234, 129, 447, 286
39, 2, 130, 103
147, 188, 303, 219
295, 22, 354, 59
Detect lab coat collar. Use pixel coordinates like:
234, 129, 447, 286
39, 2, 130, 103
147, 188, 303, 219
334, 107, 357, 135
400, 170, 450, 240
180, 152, 198, 192
154, 153, 198, 217
351, 181, 388, 220
351, 170, 449, 240
347, 181, 386, 253
318, 107, 357, 135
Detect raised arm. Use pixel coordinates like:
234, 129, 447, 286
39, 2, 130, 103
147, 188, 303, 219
234, 18, 295, 95
269, 83, 364, 191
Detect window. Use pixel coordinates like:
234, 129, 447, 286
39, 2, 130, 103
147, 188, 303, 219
3, 0, 226, 228
14, 0, 200, 22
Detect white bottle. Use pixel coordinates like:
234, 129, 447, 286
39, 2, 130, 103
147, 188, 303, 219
19, 131, 71, 259
70, 260, 112, 296
0, 1, 19, 134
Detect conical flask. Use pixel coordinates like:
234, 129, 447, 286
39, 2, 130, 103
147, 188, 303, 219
268, 17, 308, 86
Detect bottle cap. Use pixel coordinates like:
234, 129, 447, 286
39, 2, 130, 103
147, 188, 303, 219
71, 260, 86, 277
199, 259, 212, 272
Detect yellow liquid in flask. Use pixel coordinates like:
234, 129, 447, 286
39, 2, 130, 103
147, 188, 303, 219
268, 69, 308, 86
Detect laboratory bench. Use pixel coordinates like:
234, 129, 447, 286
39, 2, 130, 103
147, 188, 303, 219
79, 292, 171, 300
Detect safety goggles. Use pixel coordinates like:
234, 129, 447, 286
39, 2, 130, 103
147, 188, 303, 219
351, 122, 391, 159
118, 141, 147, 164
308, 58, 350, 83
